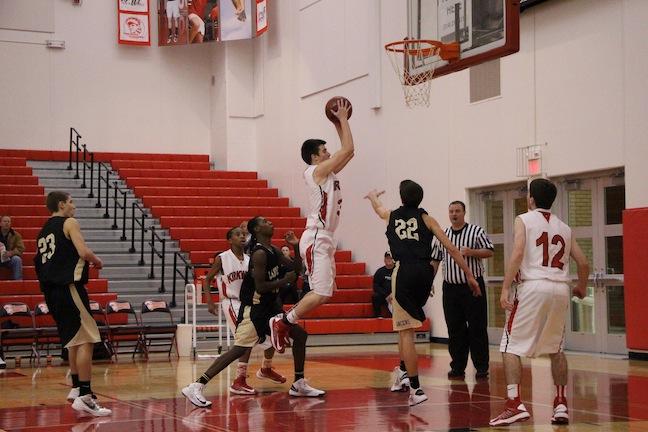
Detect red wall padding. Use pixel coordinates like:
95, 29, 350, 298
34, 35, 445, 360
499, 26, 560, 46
623, 207, 648, 351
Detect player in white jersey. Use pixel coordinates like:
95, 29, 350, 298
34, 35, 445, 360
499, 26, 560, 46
269, 99, 354, 352
490, 178, 589, 427
202, 227, 286, 395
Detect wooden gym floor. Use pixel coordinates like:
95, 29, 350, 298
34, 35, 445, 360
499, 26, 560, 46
1, 344, 648, 431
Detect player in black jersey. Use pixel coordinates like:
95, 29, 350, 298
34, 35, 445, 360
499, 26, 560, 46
182, 216, 324, 408
34, 191, 110, 417
365, 180, 479, 407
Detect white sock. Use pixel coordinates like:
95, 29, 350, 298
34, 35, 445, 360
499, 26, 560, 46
236, 362, 248, 378
507, 384, 519, 400
286, 310, 299, 324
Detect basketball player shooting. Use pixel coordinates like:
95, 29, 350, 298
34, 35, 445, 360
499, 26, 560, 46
269, 98, 354, 353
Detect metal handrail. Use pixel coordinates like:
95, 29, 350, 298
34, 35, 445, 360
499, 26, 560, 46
147, 226, 166, 295
173, 252, 198, 309
111, 181, 128, 241
129, 202, 148, 266
68, 127, 81, 179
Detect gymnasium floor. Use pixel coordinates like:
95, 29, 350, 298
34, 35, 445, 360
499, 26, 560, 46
1, 344, 648, 431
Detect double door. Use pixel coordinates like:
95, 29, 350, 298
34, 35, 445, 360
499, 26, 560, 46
477, 173, 625, 354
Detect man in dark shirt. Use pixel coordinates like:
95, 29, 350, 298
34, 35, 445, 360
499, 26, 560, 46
372, 251, 395, 317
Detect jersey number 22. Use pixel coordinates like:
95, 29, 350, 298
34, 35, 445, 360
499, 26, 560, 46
395, 218, 419, 240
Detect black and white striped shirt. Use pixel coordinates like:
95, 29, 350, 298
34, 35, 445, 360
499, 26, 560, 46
431, 223, 493, 284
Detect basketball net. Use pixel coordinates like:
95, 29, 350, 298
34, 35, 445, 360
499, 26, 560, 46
385, 39, 459, 108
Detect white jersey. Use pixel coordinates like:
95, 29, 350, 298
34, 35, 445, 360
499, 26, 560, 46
304, 165, 342, 232
519, 209, 572, 282
217, 249, 249, 300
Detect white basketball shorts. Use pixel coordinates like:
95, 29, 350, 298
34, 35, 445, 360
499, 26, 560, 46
299, 228, 337, 297
499, 279, 570, 358
166, 0, 180, 20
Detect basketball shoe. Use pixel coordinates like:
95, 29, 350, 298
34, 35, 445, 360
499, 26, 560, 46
390, 366, 410, 392
181, 382, 212, 408
289, 378, 326, 397
67, 387, 80, 402
489, 397, 531, 426
229, 375, 257, 395
269, 314, 291, 353
408, 388, 428, 406
71, 394, 112, 417
256, 367, 287, 383
551, 396, 569, 425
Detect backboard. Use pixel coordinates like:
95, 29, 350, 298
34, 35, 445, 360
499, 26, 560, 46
406, 0, 519, 79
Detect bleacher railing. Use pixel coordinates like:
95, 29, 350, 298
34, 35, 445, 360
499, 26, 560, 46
67, 127, 179, 306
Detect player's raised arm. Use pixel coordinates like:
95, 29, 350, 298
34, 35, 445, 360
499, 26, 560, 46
314, 99, 354, 180
422, 213, 479, 296
364, 189, 391, 221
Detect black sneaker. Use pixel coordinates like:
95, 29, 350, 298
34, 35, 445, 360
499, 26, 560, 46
476, 370, 489, 379
447, 370, 465, 380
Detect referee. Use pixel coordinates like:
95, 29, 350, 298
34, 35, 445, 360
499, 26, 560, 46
431, 201, 494, 379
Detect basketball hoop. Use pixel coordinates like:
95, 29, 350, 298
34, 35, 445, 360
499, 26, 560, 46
385, 39, 459, 108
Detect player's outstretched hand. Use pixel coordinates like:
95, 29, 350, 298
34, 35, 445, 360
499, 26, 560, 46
331, 99, 351, 122
92, 257, 103, 270
284, 231, 299, 246
363, 189, 385, 201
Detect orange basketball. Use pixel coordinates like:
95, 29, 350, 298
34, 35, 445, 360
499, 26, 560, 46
325, 97, 353, 123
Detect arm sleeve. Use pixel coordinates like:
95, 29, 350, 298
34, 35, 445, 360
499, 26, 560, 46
476, 227, 494, 250
431, 237, 444, 261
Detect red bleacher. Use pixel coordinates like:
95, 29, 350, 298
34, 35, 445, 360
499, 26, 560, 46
0, 153, 114, 318
114, 157, 431, 335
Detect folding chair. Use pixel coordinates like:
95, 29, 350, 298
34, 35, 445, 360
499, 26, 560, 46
140, 299, 178, 359
0, 302, 39, 365
105, 300, 146, 362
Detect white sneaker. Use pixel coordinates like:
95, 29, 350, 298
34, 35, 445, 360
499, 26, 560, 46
289, 378, 326, 397
67, 387, 80, 402
408, 388, 428, 407
71, 394, 112, 417
181, 382, 212, 408
0, 357, 6, 369
390, 366, 410, 392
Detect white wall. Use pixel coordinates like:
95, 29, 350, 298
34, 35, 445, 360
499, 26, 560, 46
0, 0, 214, 155
251, 0, 648, 338
1, 0, 646, 338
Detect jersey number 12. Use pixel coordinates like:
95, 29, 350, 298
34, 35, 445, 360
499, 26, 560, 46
536, 232, 565, 270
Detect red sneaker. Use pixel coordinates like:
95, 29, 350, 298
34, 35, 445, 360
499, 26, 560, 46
489, 397, 531, 426
269, 315, 291, 354
552, 396, 569, 425
229, 376, 257, 395
256, 367, 287, 384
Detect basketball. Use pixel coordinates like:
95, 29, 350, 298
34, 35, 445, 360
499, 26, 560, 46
325, 97, 353, 123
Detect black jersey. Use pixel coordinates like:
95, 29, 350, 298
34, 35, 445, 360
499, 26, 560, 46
239, 243, 282, 308
240, 242, 283, 338
34, 216, 89, 286
386, 206, 434, 262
